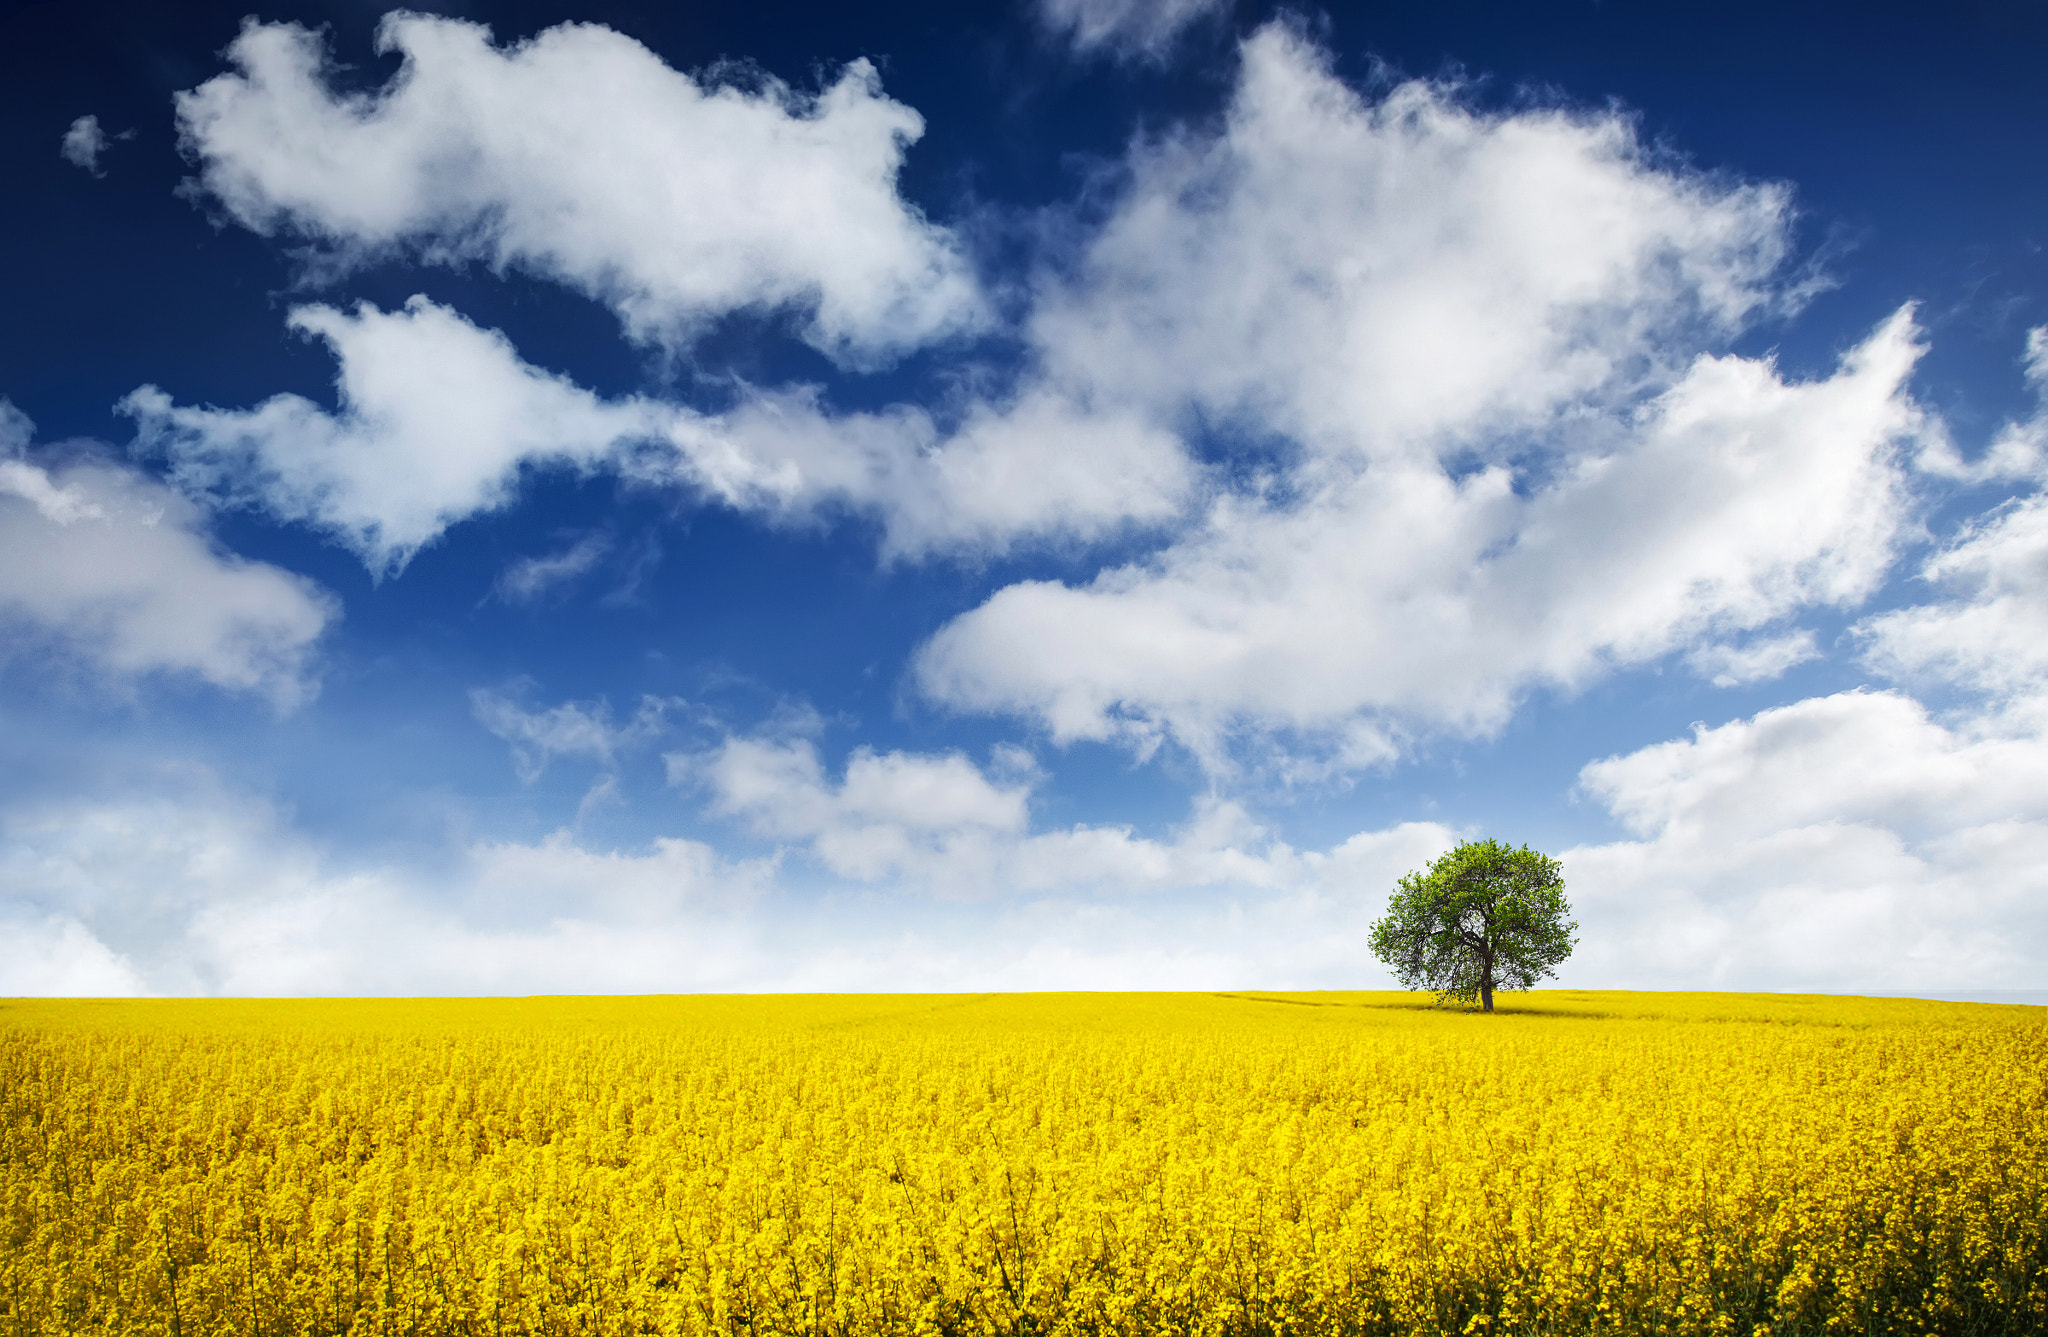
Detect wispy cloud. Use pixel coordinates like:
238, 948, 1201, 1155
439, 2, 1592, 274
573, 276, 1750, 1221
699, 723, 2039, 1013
470, 684, 677, 782
1685, 630, 1822, 688
1035, 0, 1230, 64
495, 531, 613, 605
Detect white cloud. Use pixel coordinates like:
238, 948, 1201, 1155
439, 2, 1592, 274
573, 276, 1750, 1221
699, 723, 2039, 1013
0, 783, 776, 996
60, 114, 109, 174
174, 16, 1865, 594
1565, 688, 2048, 992
0, 775, 1461, 995
919, 312, 1925, 766
1684, 630, 1821, 688
495, 532, 612, 603
653, 383, 1195, 560
647, 380, 1196, 556
1859, 490, 2048, 701
11, 695, 2039, 996
0, 913, 148, 995
471, 686, 673, 782
151, 14, 1204, 571
1036, 0, 1229, 63
679, 729, 1451, 899
9, 696, 2042, 997
0, 404, 333, 706
772, 815, 1457, 992
0, 456, 104, 525
902, 390, 1189, 556
176, 13, 981, 364
127, 297, 1194, 573
909, 28, 1926, 769
1916, 325, 2048, 484
1029, 25, 1794, 464
1860, 330, 2048, 704
123, 297, 663, 575
689, 735, 1032, 882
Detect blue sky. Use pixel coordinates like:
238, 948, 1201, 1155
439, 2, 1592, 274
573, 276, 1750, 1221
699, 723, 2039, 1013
4, 0, 2047, 996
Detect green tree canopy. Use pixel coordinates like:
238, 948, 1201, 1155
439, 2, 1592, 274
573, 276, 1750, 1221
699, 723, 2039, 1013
1368, 839, 1576, 1012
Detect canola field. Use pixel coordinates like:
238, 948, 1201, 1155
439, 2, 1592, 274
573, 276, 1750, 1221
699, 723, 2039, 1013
2, 991, 2044, 1337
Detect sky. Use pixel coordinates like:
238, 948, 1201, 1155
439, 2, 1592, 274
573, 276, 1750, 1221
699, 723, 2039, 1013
3, 0, 2048, 998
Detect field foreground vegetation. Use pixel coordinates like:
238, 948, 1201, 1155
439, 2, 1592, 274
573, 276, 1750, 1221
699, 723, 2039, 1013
2, 991, 2043, 1336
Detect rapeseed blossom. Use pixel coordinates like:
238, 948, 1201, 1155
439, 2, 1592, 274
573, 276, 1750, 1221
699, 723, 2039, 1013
2, 991, 2042, 1335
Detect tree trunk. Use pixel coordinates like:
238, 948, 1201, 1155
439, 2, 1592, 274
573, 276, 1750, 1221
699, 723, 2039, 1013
1480, 959, 1494, 1013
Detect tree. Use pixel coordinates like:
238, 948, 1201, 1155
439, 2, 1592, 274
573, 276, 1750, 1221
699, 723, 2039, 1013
1368, 839, 1576, 1012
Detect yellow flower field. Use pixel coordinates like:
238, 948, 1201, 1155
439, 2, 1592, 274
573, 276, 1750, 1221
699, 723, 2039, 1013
2, 991, 2043, 1336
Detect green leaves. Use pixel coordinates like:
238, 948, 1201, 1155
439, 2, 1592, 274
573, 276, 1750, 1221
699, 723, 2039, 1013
1367, 840, 1577, 1011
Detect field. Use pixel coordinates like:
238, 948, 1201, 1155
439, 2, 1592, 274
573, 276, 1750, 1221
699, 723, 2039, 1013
2, 991, 2044, 1336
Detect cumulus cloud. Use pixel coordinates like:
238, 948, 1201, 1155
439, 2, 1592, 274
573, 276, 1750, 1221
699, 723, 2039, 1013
920, 312, 1926, 766
904, 28, 1929, 770
1036, 0, 1229, 63
676, 729, 1446, 898
123, 297, 663, 575
655, 384, 1195, 561
1565, 689, 2048, 993
0, 402, 333, 706
149, 13, 1196, 571
126, 297, 1193, 573
175, 13, 981, 364
168, 16, 1861, 603
1859, 329, 2048, 704
689, 735, 1033, 882
1858, 491, 2048, 701
1030, 25, 1794, 463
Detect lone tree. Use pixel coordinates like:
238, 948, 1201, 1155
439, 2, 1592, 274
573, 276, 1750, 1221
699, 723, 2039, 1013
1368, 839, 1576, 1012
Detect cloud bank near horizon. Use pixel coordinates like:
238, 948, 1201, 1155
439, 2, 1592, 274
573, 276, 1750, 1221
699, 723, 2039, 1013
14, 677, 2048, 996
